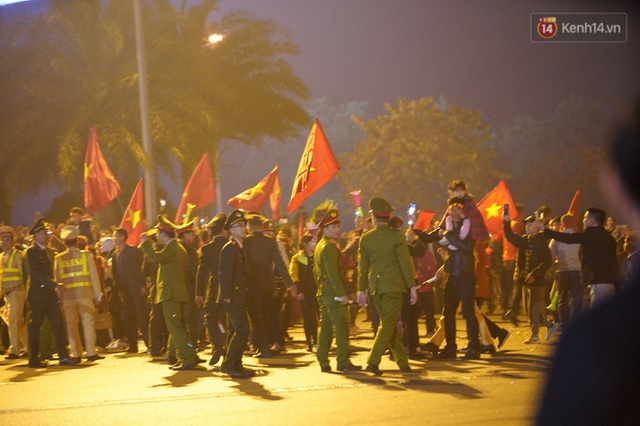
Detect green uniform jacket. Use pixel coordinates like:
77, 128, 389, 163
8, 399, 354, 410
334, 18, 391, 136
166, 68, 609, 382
357, 224, 415, 295
140, 239, 188, 304
314, 236, 346, 299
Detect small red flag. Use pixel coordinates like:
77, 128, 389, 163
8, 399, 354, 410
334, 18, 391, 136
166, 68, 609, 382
287, 119, 340, 215
84, 127, 121, 213
565, 190, 581, 231
413, 210, 436, 231
269, 167, 282, 220
476, 180, 518, 238
119, 179, 145, 246
228, 165, 279, 214
175, 152, 216, 223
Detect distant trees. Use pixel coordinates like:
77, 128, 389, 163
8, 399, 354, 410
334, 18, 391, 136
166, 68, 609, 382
0, 0, 309, 221
491, 96, 609, 213
340, 97, 500, 213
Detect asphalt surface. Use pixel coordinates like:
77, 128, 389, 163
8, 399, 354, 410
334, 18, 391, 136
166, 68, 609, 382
0, 312, 554, 425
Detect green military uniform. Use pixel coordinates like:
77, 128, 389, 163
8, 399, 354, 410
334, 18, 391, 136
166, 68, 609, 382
140, 218, 196, 367
314, 210, 352, 370
358, 197, 415, 370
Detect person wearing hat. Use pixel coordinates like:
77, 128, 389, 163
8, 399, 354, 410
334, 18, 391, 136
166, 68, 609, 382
196, 213, 228, 366
314, 206, 361, 373
176, 220, 203, 361
217, 210, 254, 377
68, 206, 95, 245
54, 225, 104, 362
243, 212, 296, 358
503, 212, 552, 344
111, 227, 149, 354
140, 215, 197, 371
357, 197, 417, 375
25, 217, 78, 368
0, 226, 28, 359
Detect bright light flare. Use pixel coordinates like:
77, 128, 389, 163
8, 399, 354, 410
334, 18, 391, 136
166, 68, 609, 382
206, 33, 224, 45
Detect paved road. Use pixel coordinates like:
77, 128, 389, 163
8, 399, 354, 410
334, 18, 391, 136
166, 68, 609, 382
0, 313, 553, 425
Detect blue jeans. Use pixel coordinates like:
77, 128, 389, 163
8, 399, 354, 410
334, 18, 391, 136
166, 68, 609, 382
555, 270, 583, 326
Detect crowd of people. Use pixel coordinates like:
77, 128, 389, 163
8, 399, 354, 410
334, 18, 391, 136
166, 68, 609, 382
0, 177, 638, 379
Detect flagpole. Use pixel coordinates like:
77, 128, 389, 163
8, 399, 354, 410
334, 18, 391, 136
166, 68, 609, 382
336, 171, 357, 209
133, 0, 158, 226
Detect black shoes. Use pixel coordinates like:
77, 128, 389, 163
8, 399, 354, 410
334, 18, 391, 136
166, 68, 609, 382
422, 342, 439, 355
434, 347, 457, 360
497, 328, 510, 349
480, 344, 496, 354
170, 362, 197, 371
463, 348, 481, 360
221, 364, 250, 378
167, 356, 177, 365
365, 364, 383, 376
60, 357, 81, 366
253, 349, 272, 358
337, 362, 362, 372
6, 353, 20, 360
87, 354, 105, 361
209, 349, 224, 366
399, 364, 412, 373
28, 360, 48, 368
320, 365, 332, 373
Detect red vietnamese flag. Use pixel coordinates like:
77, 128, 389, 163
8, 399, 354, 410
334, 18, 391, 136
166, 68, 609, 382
119, 179, 145, 246
270, 167, 282, 220
228, 165, 279, 213
413, 210, 436, 232
175, 152, 216, 223
564, 190, 581, 231
287, 119, 340, 215
84, 127, 122, 213
476, 180, 518, 238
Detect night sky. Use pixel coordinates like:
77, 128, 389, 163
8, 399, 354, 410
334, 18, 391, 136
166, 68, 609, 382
10, 0, 640, 225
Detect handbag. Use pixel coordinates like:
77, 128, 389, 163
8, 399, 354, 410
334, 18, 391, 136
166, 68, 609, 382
95, 311, 113, 331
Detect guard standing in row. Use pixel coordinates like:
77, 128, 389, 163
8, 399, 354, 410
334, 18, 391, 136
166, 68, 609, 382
314, 207, 361, 373
357, 197, 417, 375
25, 218, 78, 368
140, 215, 197, 371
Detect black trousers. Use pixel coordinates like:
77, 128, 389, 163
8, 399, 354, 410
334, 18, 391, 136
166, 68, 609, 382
443, 273, 479, 351
246, 288, 273, 352
203, 300, 225, 353
28, 299, 68, 364
122, 291, 149, 351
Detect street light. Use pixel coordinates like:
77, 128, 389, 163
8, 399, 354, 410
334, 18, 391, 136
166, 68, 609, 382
207, 33, 224, 45
205, 32, 224, 214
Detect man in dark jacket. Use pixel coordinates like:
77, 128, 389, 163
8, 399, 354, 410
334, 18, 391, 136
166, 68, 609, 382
25, 218, 77, 368
196, 213, 227, 366
243, 212, 295, 358
544, 207, 619, 308
504, 214, 552, 344
218, 210, 253, 378
416, 197, 480, 359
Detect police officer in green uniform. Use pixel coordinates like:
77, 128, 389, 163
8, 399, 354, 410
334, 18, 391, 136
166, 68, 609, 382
357, 197, 417, 375
140, 215, 197, 371
314, 208, 361, 373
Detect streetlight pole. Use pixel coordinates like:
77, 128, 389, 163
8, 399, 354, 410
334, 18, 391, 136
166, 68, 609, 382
133, 0, 158, 226
206, 33, 224, 214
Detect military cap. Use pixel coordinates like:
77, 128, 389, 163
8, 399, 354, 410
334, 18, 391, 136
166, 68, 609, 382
176, 220, 195, 236
369, 197, 393, 217
155, 214, 177, 233
245, 211, 265, 224
30, 217, 50, 235
225, 210, 246, 230
318, 209, 340, 228
60, 225, 80, 240
0, 226, 15, 238
206, 213, 228, 231
262, 219, 275, 233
